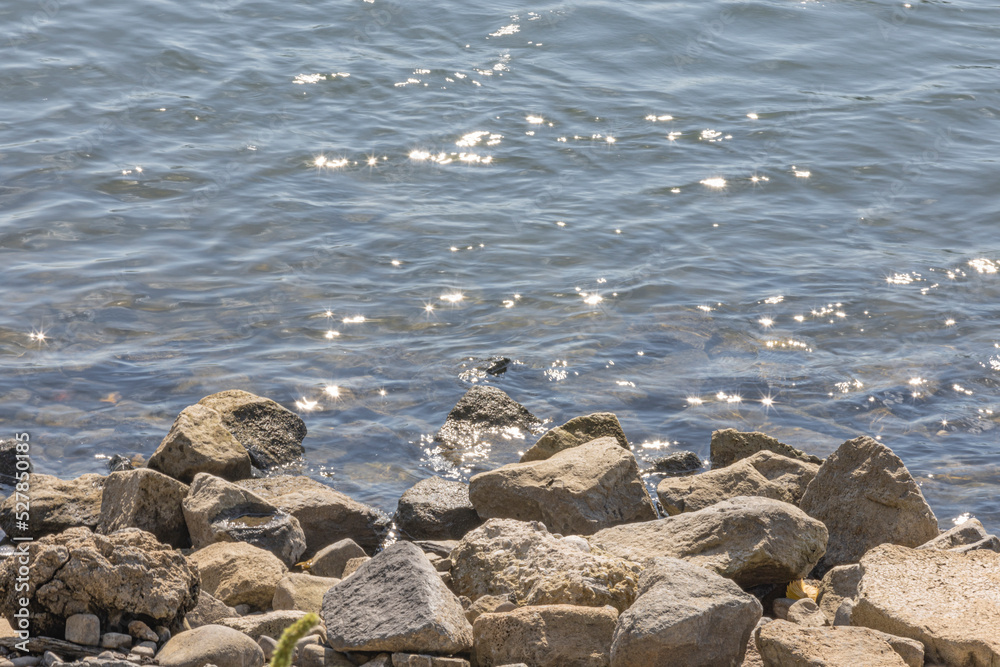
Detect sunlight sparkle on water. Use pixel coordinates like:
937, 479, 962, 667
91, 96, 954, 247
342, 315, 366, 324
526, 115, 544, 124
581, 293, 603, 305
295, 398, 319, 411
687, 396, 704, 405
968, 258, 998, 274
440, 292, 464, 304
324, 385, 341, 398
324, 330, 340, 339
747, 113, 759, 119
759, 317, 774, 328
700, 177, 726, 188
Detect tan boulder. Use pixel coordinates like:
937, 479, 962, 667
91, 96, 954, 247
197, 390, 306, 471
0, 473, 105, 539
520, 412, 629, 462
148, 404, 252, 484
186, 541, 287, 611
156, 624, 264, 667
97, 469, 190, 548
271, 573, 340, 613
710, 429, 822, 469
473, 605, 618, 667
217, 610, 307, 640
755, 620, 923, 667
816, 565, 861, 625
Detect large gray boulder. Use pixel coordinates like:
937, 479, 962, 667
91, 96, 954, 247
610, 557, 762, 667
0, 527, 198, 638
197, 390, 306, 471
434, 386, 541, 449
656, 451, 818, 516
852, 544, 1000, 666
710, 429, 822, 469
450, 519, 642, 612
473, 605, 618, 667
589, 497, 827, 587
469, 438, 656, 536
395, 477, 482, 541
755, 620, 923, 667
322, 541, 473, 654
182, 473, 306, 567
0, 473, 105, 539
186, 541, 287, 611
156, 624, 264, 667
798, 436, 939, 574
148, 404, 253, 484
237, 475, 389, 558
97, 469, 190, 548
520, 412, 629, 462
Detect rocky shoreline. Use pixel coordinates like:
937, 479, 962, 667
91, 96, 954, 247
1, 387, 998, 667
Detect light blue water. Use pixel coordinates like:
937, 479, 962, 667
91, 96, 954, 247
2, 0, 998, 531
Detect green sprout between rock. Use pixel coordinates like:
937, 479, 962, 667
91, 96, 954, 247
269, 612, 320, 667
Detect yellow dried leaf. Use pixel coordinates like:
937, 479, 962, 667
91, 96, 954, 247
786, 579, 819, 601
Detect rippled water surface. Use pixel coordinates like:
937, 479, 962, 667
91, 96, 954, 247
2, 0, 999, 531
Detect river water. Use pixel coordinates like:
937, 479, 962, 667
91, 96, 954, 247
2, 0, 998, 532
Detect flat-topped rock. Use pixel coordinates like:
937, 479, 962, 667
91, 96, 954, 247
473, 605, 618, 667
271, 573, 340, 614
0, 474, 105, 539
217, 610, 307, 640
520, 412, 629, 462
755, 620, 923, 667
710, 429, 822, 469
394, 477, 482, 541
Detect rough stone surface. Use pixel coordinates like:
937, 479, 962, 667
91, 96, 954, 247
450, 519, 643, 612
182, 473, 306, 567
463, 595, 513, 625
99, 633, 132, 651
65, 614, 101, 646
394, 477, 482, 541
657, 451, 818, 515
0, 527, 198, 638
0, 474, 105, 539
390, 655, 469, 667
520, 412, 629, 462
342, 556, 370, 578
710, 429, 822, 469
649, 451, 702, 476
473, 605, 618, 667
217, 610, 306, 640
127, 621, 158, 643
434, 386, 541, 449
816, 564, 861, 625
96, 469, 190, 548
271, 574, 340, 614
798, 436, 939, 574
833, 600, 854, 626
309, 539, 367, 578
301, 645, 354, 667
155, 624, 264, 667
852, 544, 1000, 666
322, 541, 473, 654
236, 475, 389, 558
197, 390, 306, 471
589, 497, 827, 588
610, 557, 762, 667
186, 541, 287, 611
916, 517, 994, 551
148, 404, 253, 484
755, 620, 923, 667
786, 599, 826, 627
740, 619, 768, 667
469, 438, 657, 536
186, 592, 238, 628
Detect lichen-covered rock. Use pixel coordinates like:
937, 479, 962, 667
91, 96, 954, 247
394, 477, 482, 541
197, 390, 306, 471
520, 412, 629, 462
710, 429, 822, 469
755, 620, 923, 667
322, 541, 473, 654
434, 386, 541, 449
816, 564, 861, 625
656, 451, 818, 515
798, 436, 939, 574
0, 527, 198, 638
156, 624, 264, 667
148, 404, 252, 484
852, 544, 1000, 666
0, 474, 105, 539
271, 573, 340, 613
589, 497, 827, 588
450, 519, 642, 612
469, 438, 656, 536
182, 473, 306, 567
96, 469, 190, 548
237, 476, 389, 558
610, 557, 762, 667
473, 605, 618, 667
217, 610, 307, 640
186, 541, 287, 611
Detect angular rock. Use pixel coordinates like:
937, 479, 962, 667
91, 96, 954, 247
391, 655, 469, 667
469, 438, 656, 536
473, 605, 618, 667
65, 614, 100, 646
610, 557, 762, 667
309, 538, 368, 578
434, 386, 541, 449
321, 541, 473, 654
197, 390, 306, 471
186, 592, 238, 628
271, 574, 340, 614
798, 436, 939, 574
648, 451, 702, 476
127, 621, 158, 643
182, 473, 306, 567
0, 439, 31, 486
0, 474, 105, 539
657, 451, 818, 515
741, 619, 768, 667
833, 599, 853, 626
147, 404, 253, 484
237, 475, 388, 558
786, 599, 826, 627
100, 633, 132, 651
520, 412, 628, 462
464, 595, 513, 625
711, 429, 822, 469
156, 624, 264, 667
755, 620, 923, 667
301, 645, 354, 667
0, 527, 198, 638
589, 497, 827, 588
186, 541, 287, 611
916, 517, 998, 552
96, 469, 190, 548
217, 610, 306, 640
816, 564, 861, 625
394, 477, 482, 541
852, 544, 1000, 666
342, 556, 370, 578
450, 519, 643, 612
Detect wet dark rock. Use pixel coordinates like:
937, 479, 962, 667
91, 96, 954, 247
197, 390, 306, 471
648, 451, 702, 476
434, 386, 541, 449
0, 439, 31, 485
394, 477, 482, 541
107, 455, 134, 473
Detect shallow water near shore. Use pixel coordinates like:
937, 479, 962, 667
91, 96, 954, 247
2, 0, 998, 531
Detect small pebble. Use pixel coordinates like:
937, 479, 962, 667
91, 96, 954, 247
100, 633, 132, 651
10, 657, 41, 667
127, 621, 158, 644
131, 645, 155, 659
257, 636, 277, 661
233, 604, 252, 616
41, 652, 61, 667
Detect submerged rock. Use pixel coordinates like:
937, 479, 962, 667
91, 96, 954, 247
648, 451, 702, 476
0, 439, 32, 485
395, 477, 482, 541
710, 429, 822, 469
434, 386, 541, 449
473, 605, 618, 667
520, 412, 629, 462
197, 390, 306, 471
0, 473, 105, 539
